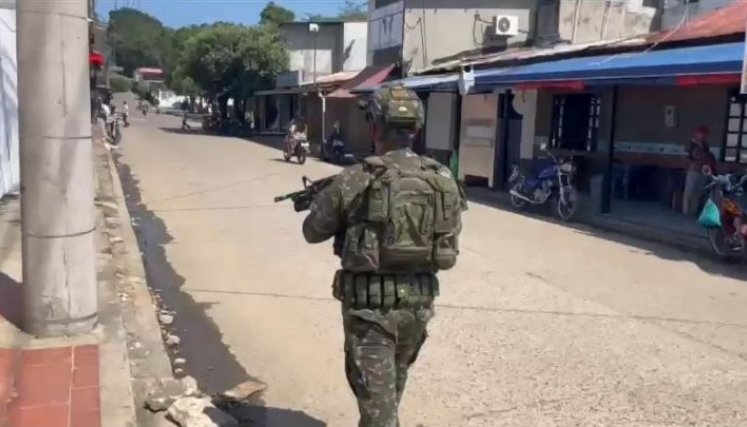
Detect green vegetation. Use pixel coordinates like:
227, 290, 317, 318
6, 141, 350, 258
259, 2, 295, 26
105, 2, 293, 120
306, 0, 367, 21
109, 73, 132, 93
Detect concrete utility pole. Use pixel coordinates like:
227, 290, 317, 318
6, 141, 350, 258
18, 0, 98, 336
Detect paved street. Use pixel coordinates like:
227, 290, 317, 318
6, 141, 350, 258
116, 113, 747, 427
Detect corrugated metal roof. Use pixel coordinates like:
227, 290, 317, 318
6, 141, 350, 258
648, 0, 747, 44
353, 73, 460, 94
474, 42, 744, 87
417, 1, 747, 76
415, 37, 647, 75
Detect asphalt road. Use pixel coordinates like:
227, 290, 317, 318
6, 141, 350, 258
114, 111, 747, 427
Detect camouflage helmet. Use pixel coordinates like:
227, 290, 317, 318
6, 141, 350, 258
361, 84, 425, 138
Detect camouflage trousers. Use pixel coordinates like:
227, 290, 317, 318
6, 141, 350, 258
342, 305, 433, 427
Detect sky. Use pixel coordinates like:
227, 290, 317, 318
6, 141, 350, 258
96, 0, 364, 27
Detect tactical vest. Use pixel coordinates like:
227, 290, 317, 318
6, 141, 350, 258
340, 155, 462, 273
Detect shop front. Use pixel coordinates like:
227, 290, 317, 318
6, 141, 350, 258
472, 41, 744, 231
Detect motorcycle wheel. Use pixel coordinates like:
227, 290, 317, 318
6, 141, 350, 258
297, 149, 307, 165
509, 184, 527, 209
707, 227, 742, 260
556, 188, 577, 221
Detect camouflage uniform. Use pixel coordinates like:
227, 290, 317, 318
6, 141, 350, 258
303, 148, 463, 427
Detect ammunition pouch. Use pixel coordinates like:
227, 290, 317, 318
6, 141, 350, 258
333, 270, 439, 310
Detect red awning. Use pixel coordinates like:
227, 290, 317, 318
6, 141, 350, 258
90, 51, 105, 68
326, 64, 396, 99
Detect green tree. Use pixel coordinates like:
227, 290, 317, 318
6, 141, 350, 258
304, 1, 367, 22
232, 25, 289, 119
177, 24, 288, 119
338, 0, 367, 20
259, 1, 295, 26
107, 8, 171, 76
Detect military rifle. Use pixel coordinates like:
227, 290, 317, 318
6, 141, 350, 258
274, 175, 337, 212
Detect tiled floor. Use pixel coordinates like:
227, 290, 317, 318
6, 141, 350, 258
0, 346, 101, 427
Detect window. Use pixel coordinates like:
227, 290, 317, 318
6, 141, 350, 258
550, 93, 600, 152
723, 92, 747, 164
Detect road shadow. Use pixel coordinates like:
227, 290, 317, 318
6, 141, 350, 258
467, 187, 747, 282
157, 127, 206, 136
0, 272, 21, 329
112, 153, 326, 426
216, 399, 327, 427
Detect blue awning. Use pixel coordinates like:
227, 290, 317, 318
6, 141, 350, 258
353, 73, 459, 94
475, 42, 745, 88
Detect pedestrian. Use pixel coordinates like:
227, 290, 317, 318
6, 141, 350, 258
181, 101, 191, 130
683, 125, 715, 217
301, 85, 467, 426
122, 101, 129, 127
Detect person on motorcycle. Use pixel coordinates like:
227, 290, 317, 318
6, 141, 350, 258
285, 115, 308, 156
683, 125, 716, 217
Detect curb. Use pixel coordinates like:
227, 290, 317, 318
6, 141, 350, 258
95, 140, 174, 427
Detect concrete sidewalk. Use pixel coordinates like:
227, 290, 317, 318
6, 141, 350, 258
468, 187, 710, 256
0, 134, 173, 427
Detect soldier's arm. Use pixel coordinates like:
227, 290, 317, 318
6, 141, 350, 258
302, 178, 344, 244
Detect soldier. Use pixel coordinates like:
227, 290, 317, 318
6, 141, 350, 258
302, 84, 467, 426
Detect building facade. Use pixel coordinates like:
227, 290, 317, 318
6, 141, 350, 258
257, 20, 368, 134
661, 0, 732, 29
277, 20, 368, 88
366, 0, 660, 75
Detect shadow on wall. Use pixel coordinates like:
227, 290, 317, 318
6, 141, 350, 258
112, 153, 327, 427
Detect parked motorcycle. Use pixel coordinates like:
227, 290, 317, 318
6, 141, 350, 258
322, 137, 355, 165
284, 136, 309, 165
699, 170, 747, 260
508, 144, 578, 221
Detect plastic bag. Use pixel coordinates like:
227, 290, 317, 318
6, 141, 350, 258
698, 198, 721, 228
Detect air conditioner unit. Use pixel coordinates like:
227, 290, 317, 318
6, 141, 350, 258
494, 15, 519, 37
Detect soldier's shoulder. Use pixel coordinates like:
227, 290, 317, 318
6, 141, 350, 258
337, 163, 368, 182
332, 163, 371, 199
421, 156, 455, 178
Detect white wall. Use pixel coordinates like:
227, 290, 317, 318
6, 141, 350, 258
402, 0, 536, 74
661, 0, 731, 29
342, 22, 368, 71
0, 7, 18, 197
513, 90, 538, 160
459, 93, 498, 186
284, 24, 338, 82
558, 0, 658, 44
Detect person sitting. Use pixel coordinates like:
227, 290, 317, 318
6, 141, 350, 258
286, 116, 307, 154
328, 121, 345, 160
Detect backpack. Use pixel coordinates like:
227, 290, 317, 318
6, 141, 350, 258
341, 155, 463, 273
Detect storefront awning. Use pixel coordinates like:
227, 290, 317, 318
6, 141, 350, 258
353, 73, 459, 94
254, 87, 306, 96
474, 42, 744, 88
326, 64, 396, 98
